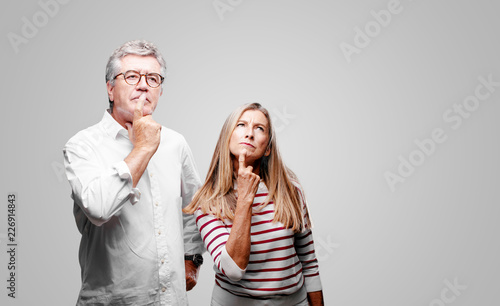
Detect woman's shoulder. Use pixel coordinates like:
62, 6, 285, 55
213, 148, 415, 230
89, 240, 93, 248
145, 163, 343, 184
289, 176, 304, 193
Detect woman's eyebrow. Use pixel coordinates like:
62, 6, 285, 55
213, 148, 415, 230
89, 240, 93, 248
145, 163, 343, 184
254, 121, 268, 127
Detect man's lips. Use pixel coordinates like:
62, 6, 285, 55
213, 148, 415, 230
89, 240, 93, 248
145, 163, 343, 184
132, 96, 149, 102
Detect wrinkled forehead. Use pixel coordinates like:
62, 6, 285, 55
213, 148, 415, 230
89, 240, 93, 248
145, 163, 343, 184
238, 109, 269, 127
119, 54, 162, 73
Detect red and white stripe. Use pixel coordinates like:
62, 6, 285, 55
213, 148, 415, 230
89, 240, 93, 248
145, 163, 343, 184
194, 184, 321, 298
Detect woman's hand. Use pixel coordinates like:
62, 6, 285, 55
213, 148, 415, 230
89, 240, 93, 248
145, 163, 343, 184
225, 150, 260, 270
307, 291, 324, 305
236, 150, 260, 206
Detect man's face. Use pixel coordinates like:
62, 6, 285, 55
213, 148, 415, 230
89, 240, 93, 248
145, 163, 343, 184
107, 54, 163, 128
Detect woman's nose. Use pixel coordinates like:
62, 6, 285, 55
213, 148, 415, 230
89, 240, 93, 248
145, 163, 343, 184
245, 128, 254, 139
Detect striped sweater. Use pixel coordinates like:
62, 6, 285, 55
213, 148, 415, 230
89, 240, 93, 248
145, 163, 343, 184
194, 182, 322, 299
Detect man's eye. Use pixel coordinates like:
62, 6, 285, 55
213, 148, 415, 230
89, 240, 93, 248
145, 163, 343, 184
147, 76, 159, 84
127, 75, 139, 80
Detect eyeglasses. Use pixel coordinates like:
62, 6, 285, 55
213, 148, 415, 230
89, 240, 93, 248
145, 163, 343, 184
114, 70, 164, 88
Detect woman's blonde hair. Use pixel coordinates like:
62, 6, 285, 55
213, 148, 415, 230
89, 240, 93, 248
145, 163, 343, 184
184, 103, 308, 232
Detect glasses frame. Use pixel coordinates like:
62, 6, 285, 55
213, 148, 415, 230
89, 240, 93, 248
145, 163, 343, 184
114, 70, 164, 88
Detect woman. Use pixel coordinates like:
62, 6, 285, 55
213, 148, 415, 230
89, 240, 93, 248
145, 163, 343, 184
184, 103, 324, 305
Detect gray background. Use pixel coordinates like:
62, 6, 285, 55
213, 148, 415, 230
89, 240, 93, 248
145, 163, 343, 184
1, 0, 499, 305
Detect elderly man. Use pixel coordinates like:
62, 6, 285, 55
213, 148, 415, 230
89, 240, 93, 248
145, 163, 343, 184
63, 40, 204, 305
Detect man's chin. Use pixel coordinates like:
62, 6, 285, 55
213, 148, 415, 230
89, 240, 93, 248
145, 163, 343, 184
115, 104, 155, 118
142, 108, 154, 116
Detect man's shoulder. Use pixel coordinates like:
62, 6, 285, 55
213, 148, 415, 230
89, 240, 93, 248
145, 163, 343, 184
64, 121, 105, 148
158, 127, 195, 159
160, 126, 188, 145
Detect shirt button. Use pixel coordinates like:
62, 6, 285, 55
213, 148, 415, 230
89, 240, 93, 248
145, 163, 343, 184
162, 287, 166, 292
158, 230, 161, 235
150, 173, 154, 178
155, 202, 159, 206
161, 259, 165, 264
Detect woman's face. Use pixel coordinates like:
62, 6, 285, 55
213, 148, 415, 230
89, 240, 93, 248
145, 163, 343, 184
229, 110, 271, 166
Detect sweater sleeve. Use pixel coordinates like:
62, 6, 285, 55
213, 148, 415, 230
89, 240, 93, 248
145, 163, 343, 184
194, 209, 246, 281
294, 183, 323, 292
295, 229, 322, 292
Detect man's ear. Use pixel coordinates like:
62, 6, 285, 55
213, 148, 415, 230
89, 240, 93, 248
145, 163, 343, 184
106, 81, 114, 102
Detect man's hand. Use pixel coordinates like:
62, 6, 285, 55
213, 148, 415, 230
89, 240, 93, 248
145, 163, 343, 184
123, 95, 162, 187
125, 95, 161, 153
185, 260, 200, 291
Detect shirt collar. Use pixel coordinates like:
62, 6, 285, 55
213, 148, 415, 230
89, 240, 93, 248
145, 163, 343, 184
101, 109, 129, 140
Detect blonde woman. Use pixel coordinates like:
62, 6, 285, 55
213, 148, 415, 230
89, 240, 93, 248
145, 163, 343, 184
184, 103, 324, 305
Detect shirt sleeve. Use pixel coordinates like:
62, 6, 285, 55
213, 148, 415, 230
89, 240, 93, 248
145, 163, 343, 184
180, 139, 205, 255
294, 184, 323, 292
63, 139, 136, 226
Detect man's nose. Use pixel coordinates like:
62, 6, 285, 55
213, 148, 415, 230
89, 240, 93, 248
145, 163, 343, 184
136, 75, 149, 90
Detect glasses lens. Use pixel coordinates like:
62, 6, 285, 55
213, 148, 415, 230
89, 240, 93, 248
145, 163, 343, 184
146, 74, 161, 88
124, 71, 141, 85
121, 71, 162, 87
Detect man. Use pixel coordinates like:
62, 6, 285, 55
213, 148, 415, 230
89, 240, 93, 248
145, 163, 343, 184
63, 40, 205, 305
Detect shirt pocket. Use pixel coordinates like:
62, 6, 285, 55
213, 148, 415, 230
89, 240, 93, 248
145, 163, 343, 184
118, 210, 157, 260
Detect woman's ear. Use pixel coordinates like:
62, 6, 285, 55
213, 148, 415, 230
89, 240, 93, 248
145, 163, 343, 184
265, 142, 272, 157
265, 147, 271, 157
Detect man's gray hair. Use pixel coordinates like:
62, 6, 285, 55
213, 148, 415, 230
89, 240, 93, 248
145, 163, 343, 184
105, 40, 167, 109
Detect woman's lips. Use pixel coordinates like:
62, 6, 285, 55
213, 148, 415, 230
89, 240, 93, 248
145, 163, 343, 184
240, 142, 255, 148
